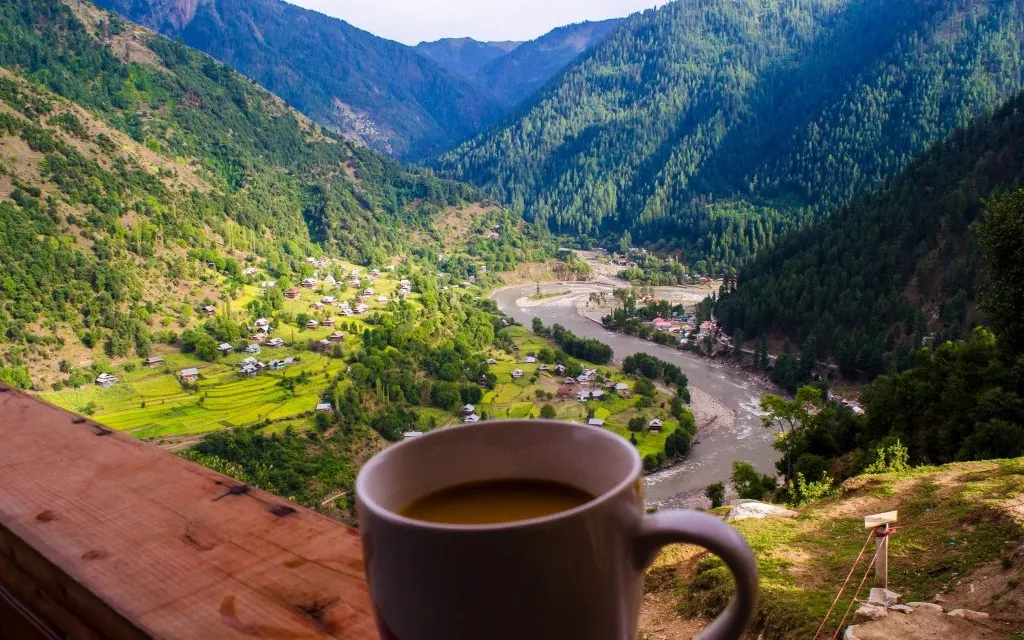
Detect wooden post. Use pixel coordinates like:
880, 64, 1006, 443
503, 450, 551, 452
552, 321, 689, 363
873, 523, 889, 589
864, 511, 897, 590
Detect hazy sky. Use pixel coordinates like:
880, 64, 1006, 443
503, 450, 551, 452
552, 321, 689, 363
286, 0, 664, 45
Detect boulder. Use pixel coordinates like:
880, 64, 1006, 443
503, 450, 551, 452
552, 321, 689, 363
725, 500, 799, 521
906, 602, 944, 612
868, 588, 901, 607
889, 604, 914, 614
855, 604, 888, 621
843, 625, 863, 640
946, 609, 990, 621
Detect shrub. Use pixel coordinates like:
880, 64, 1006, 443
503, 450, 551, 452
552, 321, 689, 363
705, 482, 725, 508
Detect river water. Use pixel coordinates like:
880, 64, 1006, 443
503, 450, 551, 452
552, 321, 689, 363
492, 282, 779, 505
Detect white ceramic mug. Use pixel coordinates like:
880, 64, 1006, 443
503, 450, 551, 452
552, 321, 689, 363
356, 419, 758, 640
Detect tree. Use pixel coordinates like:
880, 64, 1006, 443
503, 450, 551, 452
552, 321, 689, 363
760, 386, 822, 479
975, 189, 1024, 354
540, 404, 557, 419
730, 461, 775, 501
705, 482, 725, 508
628, 416, 646, 433
430, 381, 461, 410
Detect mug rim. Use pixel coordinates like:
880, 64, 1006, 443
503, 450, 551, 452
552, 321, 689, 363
356, 419, 643, 532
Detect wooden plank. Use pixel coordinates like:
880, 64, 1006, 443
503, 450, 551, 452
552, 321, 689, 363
864, 510, 898, 528
0, 386, 379, 639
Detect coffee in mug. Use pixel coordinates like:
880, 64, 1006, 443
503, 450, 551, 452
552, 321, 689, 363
401, 478, 595, 525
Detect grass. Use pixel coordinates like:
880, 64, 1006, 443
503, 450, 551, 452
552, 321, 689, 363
658, 459, 1024, 638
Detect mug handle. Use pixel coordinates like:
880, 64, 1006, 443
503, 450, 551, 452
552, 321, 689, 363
635, 510, 759, 640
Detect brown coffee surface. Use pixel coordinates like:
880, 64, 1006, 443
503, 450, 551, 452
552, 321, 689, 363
400, 478, 594, 524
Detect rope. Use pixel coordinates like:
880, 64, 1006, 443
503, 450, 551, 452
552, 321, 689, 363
811, 530, 876, 640
830, 542, 884, 640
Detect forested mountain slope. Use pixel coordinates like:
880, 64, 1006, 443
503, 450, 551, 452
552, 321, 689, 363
0, 0, 498, 383
439, 0, 1024, 271
414, 38, 521, 80
715, 92, 1024, 377
473, 19, 624, 107
91, 0, 505, 159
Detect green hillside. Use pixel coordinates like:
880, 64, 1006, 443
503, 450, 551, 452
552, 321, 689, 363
92, 0, 505, 159
438, 0, 1024, 272
0, 0, 514, 387
715, 92, 1024, 375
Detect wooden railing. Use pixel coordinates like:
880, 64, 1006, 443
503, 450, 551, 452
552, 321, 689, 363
0, 385, 379, 639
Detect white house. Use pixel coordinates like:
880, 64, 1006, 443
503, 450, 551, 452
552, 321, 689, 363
461, 404, 475, 415
218, 343, 233, 353
266, 338, 285, 348
648, 418, 664, 433
245, 344, 261, 354
179, 368, 200, 382
403, 431, 423, 440
588, 418, 605, 427
525, 356, 537, 364
463, 414, 480, 423
511, 369, 524, 379
316, 403, 333, 412
95, 373, 118, 388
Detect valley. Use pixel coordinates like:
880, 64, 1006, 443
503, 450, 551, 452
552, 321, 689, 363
493, 281, 776, 504
2, 0, 1024, 638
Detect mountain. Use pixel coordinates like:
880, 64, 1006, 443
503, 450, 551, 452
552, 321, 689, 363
714, 91, 1024, 377
415, 38, 521, 80
438, 0, 1024, 271
474, 18, 624, 107
90, 0, 505, 159
0, 0, 503, 385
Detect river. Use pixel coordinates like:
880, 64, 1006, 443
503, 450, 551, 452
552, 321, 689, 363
492, 282, 779, 505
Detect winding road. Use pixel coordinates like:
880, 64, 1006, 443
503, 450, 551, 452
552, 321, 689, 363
492, 282, 779, 505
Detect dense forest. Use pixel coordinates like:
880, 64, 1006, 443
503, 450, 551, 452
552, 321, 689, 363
0, 0, 502, 379
715, 91, 1024, 375
761, 189, 1024, 491
92, 0, 503, 158
438, 0, 1024, 272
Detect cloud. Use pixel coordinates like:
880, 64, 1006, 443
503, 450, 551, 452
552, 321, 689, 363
287, 0, 663, 45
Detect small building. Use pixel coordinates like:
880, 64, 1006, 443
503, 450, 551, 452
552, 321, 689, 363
554, 364, 566, 375
614, 382, 631, 396
511, 368, 524, 380
524, 356, 537, 364
487, 358, 498, 365
557, 385, 575, 397
588, 418, 605, 427
377, 295, 389, 304
329, 331, 345, 343
648, 419, 663, 433
301, 278, 317, 288
306, 319, 319, 329
243, 266, 258, 276
218, 343, 233, 353
463, 414, 480, 423
238, 364, 259, 377
400, 279, 411, 288
563, 377, 577, 385
323, 317, 336, 327
179, 368, 200, 382
364, 287, 374, 296
461, 404, 476, 415
261, 280, 277, 289
316, 403, 333, 413
245, 344, 261, 354
370, 269, 381, 277
95, 373, 118, 388
285, 288, 300, 299
254, 318, 269, 329
323, 275, 337, 286
317, 338, 332, 351
322, 296, 336, 305
354, 303, 369, 314
203, 305, 217, 317
143, 356, 164, 367
538, 364, 549, 372
266, 338, 285, 348
311, 302, 324, 311
403, 431, 423, 440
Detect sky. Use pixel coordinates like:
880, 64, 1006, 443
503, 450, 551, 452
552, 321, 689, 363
286, 0, 664, 46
